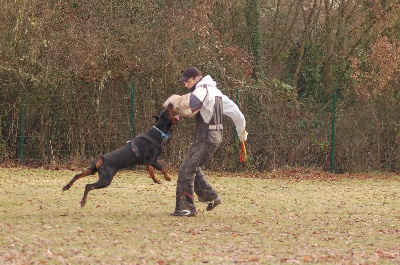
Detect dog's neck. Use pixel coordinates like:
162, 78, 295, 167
152, 126, 170, 141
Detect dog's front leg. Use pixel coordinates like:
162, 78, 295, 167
160, 167, 171, 181
148, 161, 171, 181
145, 164, 161, 184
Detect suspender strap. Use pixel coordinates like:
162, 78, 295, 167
209, 124, 223, 130
136, 134, 163, 150
208, 96, 223, 131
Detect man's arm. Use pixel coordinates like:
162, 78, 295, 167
221, 95, 248, 142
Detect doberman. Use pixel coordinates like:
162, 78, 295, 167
62, 103, 179, 207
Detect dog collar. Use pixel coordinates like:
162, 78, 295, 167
152, 126, 171, 141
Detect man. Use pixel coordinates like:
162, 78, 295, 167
163, 66, 247, 216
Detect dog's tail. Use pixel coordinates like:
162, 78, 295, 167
78, 158, 102, 177
90, 158, 102, 173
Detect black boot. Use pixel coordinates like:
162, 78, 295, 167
171, 194, 196, 217
206, 197, 222, 211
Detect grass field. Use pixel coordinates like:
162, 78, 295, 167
0, 167, 399, 264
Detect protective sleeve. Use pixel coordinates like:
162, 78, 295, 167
163, 94, 198, 117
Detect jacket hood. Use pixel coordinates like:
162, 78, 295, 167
198, 75, 216, 87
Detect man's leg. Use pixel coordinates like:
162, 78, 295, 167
193, 130, 223, 210
194, 168, 218, 202
172, 139, 218, 216
194, 168, 222, 211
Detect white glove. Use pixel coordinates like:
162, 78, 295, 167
238, 129, 248, 142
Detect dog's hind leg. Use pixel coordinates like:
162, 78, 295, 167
80, 181, 107, 207
80, 178, 113, 207
145, 164, 161, 184
80, 164, 117, 207
62, 159, 102, 191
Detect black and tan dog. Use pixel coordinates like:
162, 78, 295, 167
62, 103, 179, 207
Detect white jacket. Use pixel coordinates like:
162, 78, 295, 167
164, 75, 247, 141
197, 76, 246, 138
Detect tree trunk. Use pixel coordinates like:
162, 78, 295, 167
292, 0, 318, 89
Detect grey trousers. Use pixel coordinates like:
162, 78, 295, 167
175, 130, 222, 212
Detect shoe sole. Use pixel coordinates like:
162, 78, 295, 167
206, 197, 221, 211
170, 210, 196, 217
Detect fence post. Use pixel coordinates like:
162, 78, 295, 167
130, 82, 135, 139
330, 93, 336, 173
234, 87, 239, 172
20, 92, 26, 165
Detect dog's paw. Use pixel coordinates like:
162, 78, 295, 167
151, 178, 162, 184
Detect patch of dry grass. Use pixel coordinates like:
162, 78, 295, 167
0, 167, 400, 264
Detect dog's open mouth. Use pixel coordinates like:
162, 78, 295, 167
174, 114, 180, 121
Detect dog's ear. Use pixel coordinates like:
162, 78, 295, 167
153, 115, 159, 122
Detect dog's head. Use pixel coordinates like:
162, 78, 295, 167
153, 103, 180, 137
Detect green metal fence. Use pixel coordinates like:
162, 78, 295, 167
7, 81, 398, 173
15, 83, 259, 171
15, 84, 135, 166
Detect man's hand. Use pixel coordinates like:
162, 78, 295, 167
238, 129, 248, 142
